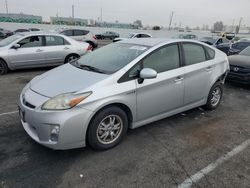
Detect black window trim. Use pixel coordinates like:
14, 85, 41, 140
118, 42, 182, 83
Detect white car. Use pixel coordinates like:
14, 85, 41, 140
0, 32, 89, 75
113, 32, 152, 42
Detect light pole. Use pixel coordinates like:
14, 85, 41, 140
5, 0, 9, 14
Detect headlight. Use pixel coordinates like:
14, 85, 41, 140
41, 92, 92, 110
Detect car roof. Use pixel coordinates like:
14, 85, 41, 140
118, 38, 201, 47
14, 31, 65, 37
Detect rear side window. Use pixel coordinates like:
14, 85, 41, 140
205, 46, 215, 60
74, 30, 89, 36
46, 36, 65, 46
143, 44, 180, 73
141, 34, 151, 38
61, 30, 73, 36
183, 43, 206, 65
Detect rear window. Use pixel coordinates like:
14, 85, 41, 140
61, 30, 73, 36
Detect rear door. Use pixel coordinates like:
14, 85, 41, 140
8, 35, 46, 68
181, 42, 215, 105
135, 43, 184, 121
43, 35, 71, 65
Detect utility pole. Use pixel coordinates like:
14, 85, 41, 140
5, 0, 9, 14
168, 11, 174, 30
100, 8, 103, 22
236, 17, 243, 34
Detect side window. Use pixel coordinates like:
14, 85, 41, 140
143, 44, 180, 73
62, 30, 73, 36
183, 43, 206, 65
46, 36, 65, 46
141, 34, 150, 38
18, 36, 43, 48
74, 30, 84, 36
217, 38, 223, 44
205, 46, 215, 60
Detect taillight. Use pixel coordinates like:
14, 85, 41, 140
93, 35, 97, 40
86, 45, 93, 51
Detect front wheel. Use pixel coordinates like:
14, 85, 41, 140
87, 106, 128, 150
204, 82, 223, 110
0, 59, 8, 75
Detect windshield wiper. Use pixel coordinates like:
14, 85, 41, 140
79, 65, 106, 74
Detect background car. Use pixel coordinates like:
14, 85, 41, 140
19, 38, 229, 150
227, 46, 250, 84
59, 29, 98, 49
200, 37, 230, 54
0, 32, 89, 75
228, 39, 250, 55
172, 33, 198, 40
95, 31, 119, 40
0, 28, 14, 39
113, 32, 152, 42
14, 29, 30, 33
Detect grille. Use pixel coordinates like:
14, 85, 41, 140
230, 65, 250, 74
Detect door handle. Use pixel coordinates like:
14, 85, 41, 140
174, 76, 184, 82
64, 47, 70, 50
206, 66, 213, 72
36, 49, 43, 52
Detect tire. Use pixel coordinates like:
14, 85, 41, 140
87, 106, 128, 150
204, 82, 223, 110
65, 54, 79, 63
0, 59, 8, 75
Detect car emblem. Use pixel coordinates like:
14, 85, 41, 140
233, 67, 239, 72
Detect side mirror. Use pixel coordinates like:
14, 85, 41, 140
140, 68, 157, 79
12, 44, 20, 49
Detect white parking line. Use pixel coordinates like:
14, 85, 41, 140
0, 111, 18, 117
178, 139, 250, 188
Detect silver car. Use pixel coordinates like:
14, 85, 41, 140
0, 32, 89, 75
19, 38, 229, 150
113, 32, 152, 42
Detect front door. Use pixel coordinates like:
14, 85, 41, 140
8, 35, 45, 68
135, 44, 184, 121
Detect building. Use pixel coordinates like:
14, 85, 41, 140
0, 13, 42, 23
95, 21, 139, 29
50, 17, 88, 26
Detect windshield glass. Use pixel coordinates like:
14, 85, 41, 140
0, 34, 23, 47
76, 43, 148, 74
239, 46, 250, 56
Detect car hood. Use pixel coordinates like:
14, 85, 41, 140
228, 55, 250, 68
30, 63, 109, 98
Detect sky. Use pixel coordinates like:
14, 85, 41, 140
1, 0, 250, 28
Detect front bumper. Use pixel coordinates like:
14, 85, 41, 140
227, 72, 250, 84
19, 89, 94, 150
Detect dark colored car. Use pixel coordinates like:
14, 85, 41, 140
228, 40, 250, 56
14, 29, 30, 33
200, 37, 230, 54
95, 31, 119, 40
0, 29, 13, 39
227, 46, 250, 84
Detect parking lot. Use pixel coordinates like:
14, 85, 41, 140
0, 66, 249, 188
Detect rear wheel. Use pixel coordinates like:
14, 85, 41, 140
204, 82, 223, 110
0, 59, 8, 75
65, 54, 79, 63
87, 106, 128, 150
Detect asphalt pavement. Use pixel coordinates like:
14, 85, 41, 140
0, 49, 250, 188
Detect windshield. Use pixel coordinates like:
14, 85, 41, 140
239, 46, 250, 56
0, 34, 23, 47
76, 43, 148, 74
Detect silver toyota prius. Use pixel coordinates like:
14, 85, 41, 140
19, 38, 229, 150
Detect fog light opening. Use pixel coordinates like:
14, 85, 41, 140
50, 125, 60, 142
